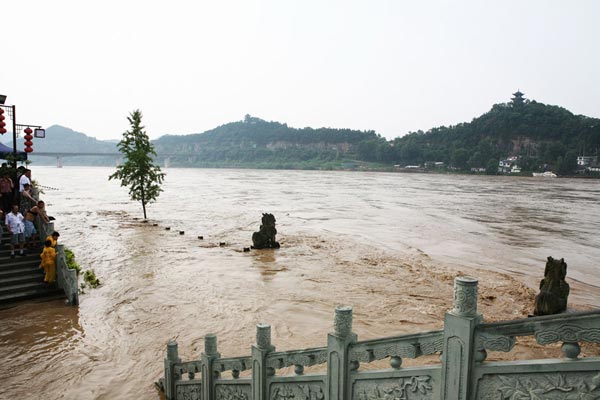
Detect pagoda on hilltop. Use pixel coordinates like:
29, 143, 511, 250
511, 90, 525, 106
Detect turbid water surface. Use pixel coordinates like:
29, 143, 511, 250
1, 167, 598, 399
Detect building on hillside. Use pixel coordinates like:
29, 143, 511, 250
577, 155, 598, 166
511, 90, 525, 106
498, 156, 521, 174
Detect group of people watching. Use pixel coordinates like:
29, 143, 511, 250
0, 166, 60, 283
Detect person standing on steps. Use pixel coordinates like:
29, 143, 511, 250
20, 183, 36, 216
46, 231, 60, 248
40, 239, 57, 284
18, 168, 31, 193
25, 201, 49, 249
0, 173, 14, 214
5, 204, 26, 258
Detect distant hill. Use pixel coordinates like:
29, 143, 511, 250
11, 125, 118, 166
21, 125, 117, 153
152, 115, 379, 169
18, 94, 600, 173
355, 92, 600, 175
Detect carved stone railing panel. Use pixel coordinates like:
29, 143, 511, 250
474, 333, 516, 353
476, 371, 600, 399
535, 323, 600, 345
175, 361, 202, 378
214, 357, 253, 374
269, 382, 325, 400
476, 310, 600, 349
266, 348, 328, 370
176, 381, 202, 400
161, 279, 600, 400
216, 383, 252, 400
353, 376, 435, 400
349, 331, 444, 363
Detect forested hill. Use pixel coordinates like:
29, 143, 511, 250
21, 94, 600, 173
378, 93, 600, 174
152, 115, 379, 169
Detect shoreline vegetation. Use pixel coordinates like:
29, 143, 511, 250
23, 92, 600, 177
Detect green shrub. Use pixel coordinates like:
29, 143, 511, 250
83, 269, 101, 288
64, 247, 82, 273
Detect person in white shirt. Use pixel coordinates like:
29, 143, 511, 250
19, 169, 32, 193
6, 204, 26, 258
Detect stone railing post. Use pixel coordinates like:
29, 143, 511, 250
164, 340, 181, 400
202, 334, 221, 400
440, 277, 482, 400
326, 306, 357, 400
252, 323, 275, 400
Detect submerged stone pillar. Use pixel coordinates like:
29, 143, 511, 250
326, 306, 357, 400
440, 277, 482, 400
202, 334, 220, 400
164, 340, 181, 400
252, 323, 275, 400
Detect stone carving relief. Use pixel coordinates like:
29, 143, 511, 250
350, 343, 418, 363
176, 383, 202, 400
452, 278, 478, 317
267, 350, 328, 369
270, 383, 325, 400
476, 333, 516, 352
354, 376, 434, 400
334, 306, 353, 337
419, 336, 444, 355
214, 357, 252, 373
535, 324, 600, 345
477, 372, 600, 399
216, 384, 251, 400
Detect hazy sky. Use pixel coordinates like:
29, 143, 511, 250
2, 0, 599, 141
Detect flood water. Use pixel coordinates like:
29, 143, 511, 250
1, 167, 599, 399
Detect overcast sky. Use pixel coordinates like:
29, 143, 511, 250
2, 0, 599, 141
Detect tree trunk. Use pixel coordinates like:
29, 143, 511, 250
140, 179, 147, 219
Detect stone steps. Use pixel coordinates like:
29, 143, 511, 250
0, 242, 66, 304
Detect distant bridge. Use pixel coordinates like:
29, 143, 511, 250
31, 151, 197, 168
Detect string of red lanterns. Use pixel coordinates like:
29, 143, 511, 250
0, 108, 6, 135
24, 127, 34, 153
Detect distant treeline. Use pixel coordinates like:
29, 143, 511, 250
24, 96, 600, 174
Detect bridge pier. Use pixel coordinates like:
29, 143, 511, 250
56, 156, 63, 168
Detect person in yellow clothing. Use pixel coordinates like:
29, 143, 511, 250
45, 231, 60, 248
40, 239, 57, 283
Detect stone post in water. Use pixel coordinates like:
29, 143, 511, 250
252, 323, 276, 400
440, 276, 482, 400
202, 334, 220, 400
164, 340, 181, 400
326, 306, 357, 400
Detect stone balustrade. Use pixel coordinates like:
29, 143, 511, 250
161, 276, 600, 400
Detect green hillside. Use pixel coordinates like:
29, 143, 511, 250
382, 92, 600, 174
17, 93, 600, 174
152, 115, 380, 169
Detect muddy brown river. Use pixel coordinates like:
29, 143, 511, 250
1, 167, 599, 399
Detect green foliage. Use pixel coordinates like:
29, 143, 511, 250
83, 269, 101, 288
389, 96, 600, 174
64, 247, 81, 273
109, 110, 165, 219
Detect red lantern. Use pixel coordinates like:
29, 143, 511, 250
24, 127, 34, 153
0, 109, 5, 134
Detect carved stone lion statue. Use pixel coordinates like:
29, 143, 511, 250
533, 256, 570, 316
251, 213, 280, 249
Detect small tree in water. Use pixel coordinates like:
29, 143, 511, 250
109, 110, 165, 219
